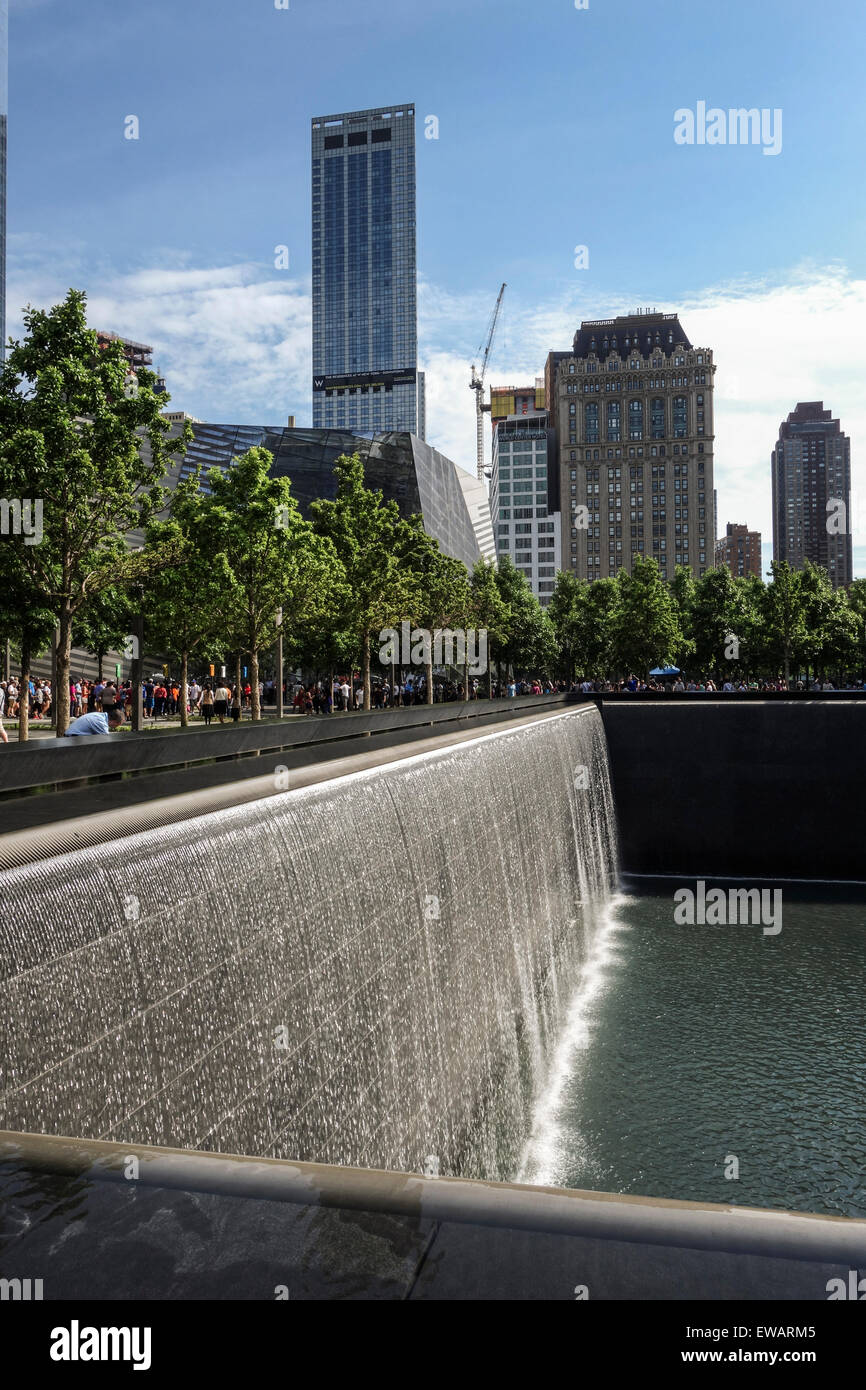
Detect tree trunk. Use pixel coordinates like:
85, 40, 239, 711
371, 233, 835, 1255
251, 648, 260, 720
18, 631, 31, 742
362, 632, 371, 711
235, 653, 242, 714
463, 656, 469, 702
391, 657, 396, 707
425, 656, 433, 705
783, 643, 791, 684
55, 608, 73, 736
180, 649, 189, 728
97, 650, 105, 682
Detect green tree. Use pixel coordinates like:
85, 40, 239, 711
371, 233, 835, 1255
73, 573, 134, 683
762, 561, 807, 683
198, 447, 339, 720
143, 478, 233, 726
799, 561, 856, 683
548, 571, 585, 681
845, 579, 866, 681
493, 554, 553, 679
0, 289, 191, 732
311, 453, 414, 711
583, 577, 619, 677
732, 574, 767, 680
395, 517, 471, 703
668, 565, 696, 674
690, 566, 741, 679
610, 555, 682, 677
549, 574, 619, 682
468, 558, 510, 696
0, 543, 55, 739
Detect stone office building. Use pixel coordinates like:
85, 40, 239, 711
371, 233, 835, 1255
545, 311, 715, 582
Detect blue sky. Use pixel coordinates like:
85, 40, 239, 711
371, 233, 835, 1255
7, 0, 866, 572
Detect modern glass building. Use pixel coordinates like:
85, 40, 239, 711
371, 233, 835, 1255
0, 0, 8, 359
311, 104, 424, 437
176, 425, 482, 571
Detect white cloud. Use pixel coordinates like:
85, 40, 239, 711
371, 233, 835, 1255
6, 248, 311, 424
419, 265, 866, 574
7, 244, 863, 573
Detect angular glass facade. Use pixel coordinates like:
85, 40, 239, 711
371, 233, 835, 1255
311, 105, 424, 437
177, 426, 482, 571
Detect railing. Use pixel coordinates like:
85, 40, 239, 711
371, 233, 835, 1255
2, 1130, 864, 1268
0, 694, 569, 796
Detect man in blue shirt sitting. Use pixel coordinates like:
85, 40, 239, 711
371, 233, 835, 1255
65, 704, 125, 737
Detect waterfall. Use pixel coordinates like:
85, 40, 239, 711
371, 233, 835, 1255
0, 707, 619, 1181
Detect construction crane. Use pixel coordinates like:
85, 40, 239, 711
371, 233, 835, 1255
469, 282, 506, 482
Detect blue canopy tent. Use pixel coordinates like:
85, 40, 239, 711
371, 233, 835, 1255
649, 666, 680, 677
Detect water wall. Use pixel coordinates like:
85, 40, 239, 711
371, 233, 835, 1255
0, 707, 618, 1182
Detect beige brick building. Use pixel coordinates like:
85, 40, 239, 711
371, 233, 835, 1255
545, 311, 715, 582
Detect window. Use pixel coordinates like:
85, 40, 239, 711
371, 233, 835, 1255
585, 403, 599, 443
628, 399, 643, 439
607, 401, 621, 442
651, 398, 665, 439
673, 397, 687, 438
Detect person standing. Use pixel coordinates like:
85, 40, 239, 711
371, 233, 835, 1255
0, 681, 8, 744
214, 680, 230, 724
200, 682, 215, 726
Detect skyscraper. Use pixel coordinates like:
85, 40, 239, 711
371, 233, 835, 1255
771, 401, 852, 587
0, 0, 8, 359
311, 103, 424, 437
546, 311, 715, 581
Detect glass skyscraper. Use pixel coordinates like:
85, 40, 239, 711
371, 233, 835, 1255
0, 0, 7, 359
311, 103, 424, 437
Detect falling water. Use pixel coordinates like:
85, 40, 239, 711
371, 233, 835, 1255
0, 707, 619, 1181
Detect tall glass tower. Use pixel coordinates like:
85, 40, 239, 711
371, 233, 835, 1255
311, 103, 424, 438
0, 0, 7, 359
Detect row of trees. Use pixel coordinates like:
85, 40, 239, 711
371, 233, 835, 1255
0, 290, 553, 734
1, 290, 862, 738
548, 555, 866, 684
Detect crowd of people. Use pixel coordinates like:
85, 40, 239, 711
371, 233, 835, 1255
288, 674, 563, 714
572, 675, 859, 694
0, 667, 862, 741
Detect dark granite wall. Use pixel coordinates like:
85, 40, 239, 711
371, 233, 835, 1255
600, 700, 864, 880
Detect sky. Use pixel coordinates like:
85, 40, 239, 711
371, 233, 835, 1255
6, 0, 866, 575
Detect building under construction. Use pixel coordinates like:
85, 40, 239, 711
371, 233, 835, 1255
488, 379, 561, 606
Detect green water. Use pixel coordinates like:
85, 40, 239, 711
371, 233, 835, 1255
521, 886, 866, 1218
